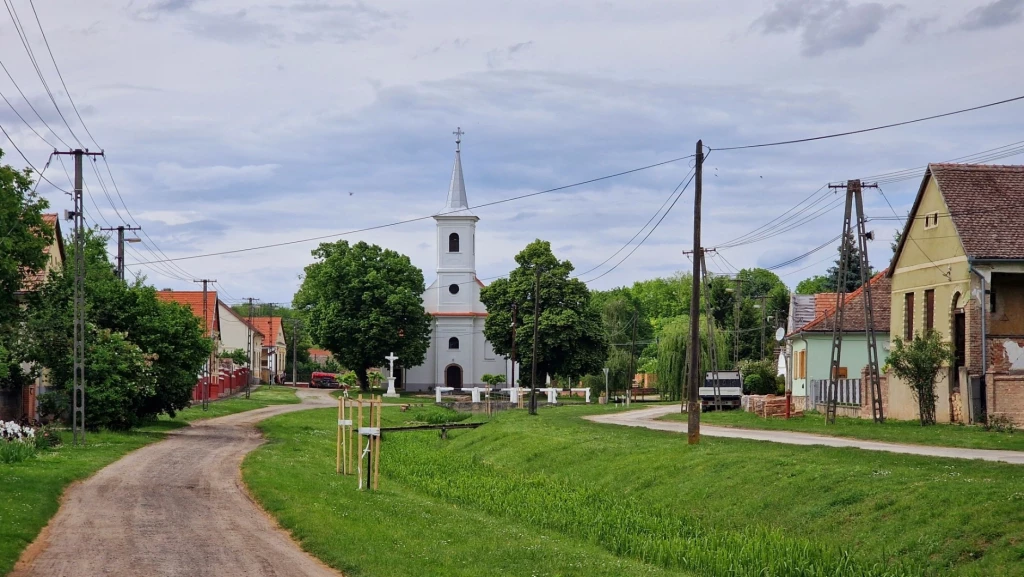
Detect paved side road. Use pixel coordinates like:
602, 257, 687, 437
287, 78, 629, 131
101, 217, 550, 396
12, 389, 342, 577
585, 405, 1024, 465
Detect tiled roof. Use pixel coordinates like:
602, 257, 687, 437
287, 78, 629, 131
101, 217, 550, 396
928, 163, 1024, 260
156, 290, 219, 333
789, 294, 818, 331
251, 317, 285, 346
813, 293, 840, 318
794, 270, 890, 334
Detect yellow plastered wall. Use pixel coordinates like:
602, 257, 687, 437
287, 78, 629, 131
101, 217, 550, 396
887, 175, 970, 422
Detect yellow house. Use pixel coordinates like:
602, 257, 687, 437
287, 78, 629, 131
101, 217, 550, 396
887, 163, 1024, 425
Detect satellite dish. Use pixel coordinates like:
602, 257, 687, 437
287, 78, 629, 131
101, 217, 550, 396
775, 327, 786, 342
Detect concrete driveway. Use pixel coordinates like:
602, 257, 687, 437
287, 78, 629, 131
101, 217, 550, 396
12, 388, 342, 577
585, 405, 1024, 465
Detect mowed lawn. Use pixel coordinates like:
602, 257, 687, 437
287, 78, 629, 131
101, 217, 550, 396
659, 409, 1024, 451
0, 385, 298, 575
243, 404, 1024, 577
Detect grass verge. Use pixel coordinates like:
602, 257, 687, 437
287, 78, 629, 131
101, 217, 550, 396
659, 409, 1024, 451
243, 403, 1024, 576
0, 385, 298, 575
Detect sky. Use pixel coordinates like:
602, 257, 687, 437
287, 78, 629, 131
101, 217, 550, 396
3, 0, 1023, 306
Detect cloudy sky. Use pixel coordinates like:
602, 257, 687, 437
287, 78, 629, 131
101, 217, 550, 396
4, 0, 1024, 305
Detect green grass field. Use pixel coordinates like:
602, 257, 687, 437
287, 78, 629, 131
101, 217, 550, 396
243, 404, 1024, 577
0, 385, 298, 575
659, 409, 1024, 451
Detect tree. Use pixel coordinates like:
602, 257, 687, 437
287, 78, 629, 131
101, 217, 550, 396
0, 149, 52, 385
481, 374, 506, 387
825, 232, 872, 293
219, 348, 249, 365
25, 229, 210, 425
654, 315, 729, 401
293, 240, 432, 391
795, 275, 831, 295
480, 240, 607, 388
885, 331, 954, 426
738, 359, 780, 395
630, 274, 690, 319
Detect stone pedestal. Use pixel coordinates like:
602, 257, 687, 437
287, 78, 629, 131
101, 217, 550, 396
384, 376, 399, 398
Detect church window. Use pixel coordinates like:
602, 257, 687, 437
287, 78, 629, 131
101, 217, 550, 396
448, 337, 460, 350
449, 233, 460, 252
449, 283, 460, 295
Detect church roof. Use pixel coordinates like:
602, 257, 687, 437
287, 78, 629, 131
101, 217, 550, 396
439, 131, 476, 218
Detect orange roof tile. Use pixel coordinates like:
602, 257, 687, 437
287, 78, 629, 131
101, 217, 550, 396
156, 290, 220, 333
251, 317, 285, 345
796, 270, 890, 334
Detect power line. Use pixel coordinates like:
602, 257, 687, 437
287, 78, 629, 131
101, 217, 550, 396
0, 59, 69, 148
713, 94, 1024, 152
126, 152, 698, 267
0, 122, 69, 192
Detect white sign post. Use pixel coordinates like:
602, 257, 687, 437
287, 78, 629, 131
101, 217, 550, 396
384, 352, 400, 398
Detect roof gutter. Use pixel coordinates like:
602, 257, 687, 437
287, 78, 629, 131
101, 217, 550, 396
967, 258, 987, 375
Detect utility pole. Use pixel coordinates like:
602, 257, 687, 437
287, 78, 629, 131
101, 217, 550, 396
99, 225, 141, 280
825, 179, 884, 424
267, 302, 276, 386
194, 279, 217, 410
246, 297, 256, 399
627, 312, 637, 408
510, 303, 517, 391
686, 140, 704, 445
700, 251, 722, 411
733, 277, 742, 368
529, 267, 541, 416
760, 295, 767, 361
291, 319, 299, 387
56, 149, 103, 445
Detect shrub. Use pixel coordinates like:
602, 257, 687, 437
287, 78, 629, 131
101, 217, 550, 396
407, 407, 470, 425
984, 414, 1017, 433
739, 359, 779, 395
886, 331, 954, 426
1, 420, 37, 463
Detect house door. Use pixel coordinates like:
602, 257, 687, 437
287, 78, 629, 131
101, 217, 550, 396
445, 364, 463, 389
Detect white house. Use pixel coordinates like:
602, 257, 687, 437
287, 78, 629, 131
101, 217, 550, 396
403, 134, 507, 391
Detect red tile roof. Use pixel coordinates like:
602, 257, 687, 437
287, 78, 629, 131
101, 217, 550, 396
930, 163, 1024, 260
251, 317, 285, 346
794, 270, 891, 334
813, 293, 840, 318
156, 290, 219, 333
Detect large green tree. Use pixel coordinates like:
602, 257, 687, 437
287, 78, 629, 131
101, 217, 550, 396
0, 149, 53, 386
795, 275, 831, 295
25, 229, 210, 427
825, 232, 872, 293
293, 240, 431, 390
480, 240, 607, 387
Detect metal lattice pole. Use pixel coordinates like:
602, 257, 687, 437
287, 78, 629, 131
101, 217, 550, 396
72, 150, 86, 444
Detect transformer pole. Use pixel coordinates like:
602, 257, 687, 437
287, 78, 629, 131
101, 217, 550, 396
687, 140, 703, 444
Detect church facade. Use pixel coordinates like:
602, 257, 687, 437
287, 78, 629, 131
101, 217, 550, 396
403, 135, 507, 391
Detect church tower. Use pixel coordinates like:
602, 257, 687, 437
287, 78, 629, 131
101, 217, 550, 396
433, 128, 480, 313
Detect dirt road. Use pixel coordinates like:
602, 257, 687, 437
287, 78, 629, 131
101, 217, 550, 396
586, 405, 1024, 465
12, 389, 341, 577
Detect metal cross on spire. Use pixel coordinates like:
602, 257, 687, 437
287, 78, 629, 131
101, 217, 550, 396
453, 127, 464, 152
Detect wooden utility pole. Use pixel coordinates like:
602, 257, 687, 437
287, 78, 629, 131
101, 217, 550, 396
291, 319, 299, 386
194, 279, 217, 410
627, 312, 637, 407
687, 140, 703, 444
56, 149, 103, 445
760, 295, 767, 361
529, 268, 540, 415
733, 277, 742, 368
246, 297, 256, 398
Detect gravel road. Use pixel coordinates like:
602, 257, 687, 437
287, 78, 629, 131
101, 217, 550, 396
11, 388, 342, 577
586, 405, 1024, 465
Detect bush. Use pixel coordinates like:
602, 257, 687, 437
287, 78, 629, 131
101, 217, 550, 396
887, 331, 954, 426
1, 420, 37, 463
984, 414, 1017, 433
407, 407, 470, 425
739, 359, 779, 395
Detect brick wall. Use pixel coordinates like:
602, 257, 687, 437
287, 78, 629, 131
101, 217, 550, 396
860, 366, 889, 419
964, 277, 984, 375
986, 374, 1024, 426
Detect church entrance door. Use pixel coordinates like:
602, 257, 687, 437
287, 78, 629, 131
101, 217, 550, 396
445, 364, 463, 390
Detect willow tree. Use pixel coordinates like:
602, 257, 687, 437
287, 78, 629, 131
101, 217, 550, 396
655, 315, 729, 401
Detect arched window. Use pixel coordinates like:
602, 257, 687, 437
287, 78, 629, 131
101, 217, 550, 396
449, 232, 460, 252
448, 337, 460, 350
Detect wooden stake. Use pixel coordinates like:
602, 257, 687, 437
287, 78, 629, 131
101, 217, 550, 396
336, 396, 342, 474
373, 395, 381, 490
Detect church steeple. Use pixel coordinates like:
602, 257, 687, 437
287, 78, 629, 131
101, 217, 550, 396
443, 127, 471, 213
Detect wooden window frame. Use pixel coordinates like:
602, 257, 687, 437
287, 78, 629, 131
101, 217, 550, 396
905, 292, 915, 340
925, 289, 935, 332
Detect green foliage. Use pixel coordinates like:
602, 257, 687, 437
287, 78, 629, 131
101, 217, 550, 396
825, 232, 873, 293
24, 229, 210, 426
294, 240, 431, 391
406, 406, 471, 425
340, 372, 358, 388
795, 275, 831, 295
627, 274, 690, 319
481, 373, 506, 386
887, 331, 955, 426
480, 240, 607, 387
0, 440, 36, 464
0, 150, 52, 384
655, 315, 729, 401
219, 348, 249, 365
739, 358, 780, 395
368, 371, 383, 388
983, 414, 1017, 434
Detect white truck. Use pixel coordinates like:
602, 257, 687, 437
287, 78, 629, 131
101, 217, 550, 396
698, 370, 743, 410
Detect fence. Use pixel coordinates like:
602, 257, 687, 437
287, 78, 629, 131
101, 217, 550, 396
191, 368, 252, 402
811, 378, 862, 407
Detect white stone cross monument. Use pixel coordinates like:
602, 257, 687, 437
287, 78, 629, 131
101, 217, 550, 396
384, 352, 400, 398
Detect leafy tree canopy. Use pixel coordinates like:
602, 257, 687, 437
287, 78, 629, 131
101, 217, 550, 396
293, 240, 431, 390
825, 232, 873, 293
480, 240, 607, 387
795, 275, 831, 295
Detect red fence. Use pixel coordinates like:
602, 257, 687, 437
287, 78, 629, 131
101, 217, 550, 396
192, 368, 251, 403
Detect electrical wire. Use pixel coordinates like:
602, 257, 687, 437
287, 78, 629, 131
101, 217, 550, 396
127, 152, 698, 267
713, 94, 1024, 152
0, 122, 69, 192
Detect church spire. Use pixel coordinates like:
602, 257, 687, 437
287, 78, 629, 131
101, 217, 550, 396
444, 127, 470, 212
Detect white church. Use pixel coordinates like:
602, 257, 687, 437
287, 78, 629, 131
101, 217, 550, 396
402, 132, 509, 391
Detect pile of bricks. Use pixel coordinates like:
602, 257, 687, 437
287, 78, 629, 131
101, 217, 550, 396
747, 394, 803, 418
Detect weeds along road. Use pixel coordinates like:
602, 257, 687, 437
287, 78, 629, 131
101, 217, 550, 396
587, 405, 1024, 465
11, 388, 341, 577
